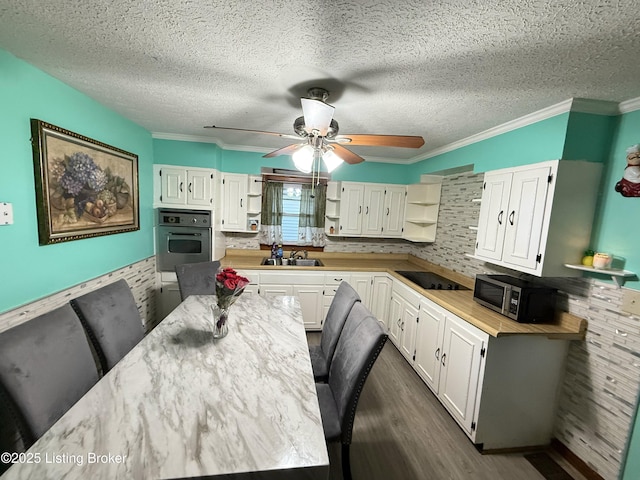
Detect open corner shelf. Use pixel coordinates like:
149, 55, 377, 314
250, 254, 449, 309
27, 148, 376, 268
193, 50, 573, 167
564, 264, 635, 288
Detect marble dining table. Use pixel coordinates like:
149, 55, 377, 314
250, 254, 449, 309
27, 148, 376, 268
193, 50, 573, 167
1, 294, 329, 480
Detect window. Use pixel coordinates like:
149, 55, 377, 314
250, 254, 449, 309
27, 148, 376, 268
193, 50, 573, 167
282, 183, 302, 243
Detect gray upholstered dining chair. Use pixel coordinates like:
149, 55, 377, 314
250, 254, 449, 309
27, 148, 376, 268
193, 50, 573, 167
315, 302, 388, 480
175, 260, 221, 301
0, 304, 100, 447
309, 281, 361, 382
70, 279, 145, 374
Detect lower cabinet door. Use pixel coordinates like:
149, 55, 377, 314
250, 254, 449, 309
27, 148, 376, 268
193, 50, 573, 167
293, 285, 324, 330
414, 300, 446, 393
438, 315, 486, 434
388, 294, 403, 346
399, 302, 418, 362
371, 275, 392, 328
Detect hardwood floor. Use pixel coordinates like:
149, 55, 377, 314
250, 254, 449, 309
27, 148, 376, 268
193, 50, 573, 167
308, 332, 586, 480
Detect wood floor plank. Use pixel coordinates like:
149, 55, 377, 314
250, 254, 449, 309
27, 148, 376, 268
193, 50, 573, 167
308, 332, 579, 480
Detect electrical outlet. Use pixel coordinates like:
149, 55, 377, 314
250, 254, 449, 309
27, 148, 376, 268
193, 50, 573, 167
0, 202, 13, 225
622, 289, 640, 316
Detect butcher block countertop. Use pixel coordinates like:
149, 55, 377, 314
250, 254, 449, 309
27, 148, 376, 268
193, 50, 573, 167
221, 249, 586, 340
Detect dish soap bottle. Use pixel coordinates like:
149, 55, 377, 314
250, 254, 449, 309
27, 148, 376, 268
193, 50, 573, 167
277, 243, 283, 259
271, 242, 278, 259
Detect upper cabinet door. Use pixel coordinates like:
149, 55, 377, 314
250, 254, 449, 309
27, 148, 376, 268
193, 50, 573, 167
383, 185, 406, 237
221, 173, 248, 231
361, 184, 386, 236
475, 172, 512, 260
160, 167, 187, 205
501, 166, 551, 269
187, 170, 213, 206
339, 182, 365, 236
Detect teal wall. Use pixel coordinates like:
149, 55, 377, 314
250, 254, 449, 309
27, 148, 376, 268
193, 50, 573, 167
407, 113, 571, 179
0, 50, 154, 313
153, 138, 222, 169
563, 112, 617, 162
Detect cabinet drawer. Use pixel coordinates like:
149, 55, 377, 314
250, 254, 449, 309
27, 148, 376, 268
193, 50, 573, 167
324, 272, 350, 286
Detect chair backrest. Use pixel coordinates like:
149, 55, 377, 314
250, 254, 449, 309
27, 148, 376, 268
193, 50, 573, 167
0, 304, 100, 444
328, 302, 387, 444
70, 279, 145, 373
319, 281, 361, 372
175, 260, 221, 301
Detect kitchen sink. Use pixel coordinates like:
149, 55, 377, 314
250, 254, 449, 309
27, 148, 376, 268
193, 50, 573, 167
261, 258, 324, 267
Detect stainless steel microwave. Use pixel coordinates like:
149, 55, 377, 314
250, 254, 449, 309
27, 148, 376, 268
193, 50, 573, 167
473, 274, 557, 323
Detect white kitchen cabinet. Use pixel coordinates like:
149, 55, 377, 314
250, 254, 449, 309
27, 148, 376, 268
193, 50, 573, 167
438, 314, 486, 434
322, 272, 351, 323
389, 281, 421, 358
338, 182, 365, 236
392, 288, 571, 449
260, 272, 323, 330
414, 298, 446, 392
221, 173, 262, 233
371, 274, 393, 327
153, 165, 215, 208
402, 176, 442, 242
382, 185, 406, 237
388, 294, 403, 346
293, 284, 324, 330
331, 181, 410, 239
350, 272, 372, 306
361, 184, 386, 236
473, 160, 602, 276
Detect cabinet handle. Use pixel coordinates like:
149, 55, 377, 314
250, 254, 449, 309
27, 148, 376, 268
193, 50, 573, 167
435, 347, 440, 360
179, 182, 184, 192
359, 206, 362, 214
509, 210, 515, 225
334, 278, 343, 282
441, 353, 446, 367
497, 210, 503, 225
366, 206, 369, 215
188, 183, 192, 193
401, 321, 405, 331
386, 207, 390, 215
240, 198, 243, 208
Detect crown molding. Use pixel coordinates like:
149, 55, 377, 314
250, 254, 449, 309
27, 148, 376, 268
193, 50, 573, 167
619, 96, 640, 114
409, 97, 628, 164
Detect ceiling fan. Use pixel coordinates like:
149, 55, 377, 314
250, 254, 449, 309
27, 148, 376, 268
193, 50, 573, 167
204, 87, 425, 173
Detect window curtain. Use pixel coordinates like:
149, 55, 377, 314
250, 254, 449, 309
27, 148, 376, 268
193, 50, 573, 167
259, 181, 283, 245
298, 183, 326, 246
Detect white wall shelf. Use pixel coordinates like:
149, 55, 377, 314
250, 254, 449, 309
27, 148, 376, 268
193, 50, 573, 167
564, 264, 636, 288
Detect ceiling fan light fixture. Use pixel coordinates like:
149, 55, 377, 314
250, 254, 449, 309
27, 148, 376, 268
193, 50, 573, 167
321, 148, 344, 172
292, 144, 314, 173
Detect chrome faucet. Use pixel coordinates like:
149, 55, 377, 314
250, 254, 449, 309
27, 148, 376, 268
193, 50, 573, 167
290, 250, 308, 260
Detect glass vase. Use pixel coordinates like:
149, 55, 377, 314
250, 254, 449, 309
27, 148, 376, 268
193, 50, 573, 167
211, 305, 229, 339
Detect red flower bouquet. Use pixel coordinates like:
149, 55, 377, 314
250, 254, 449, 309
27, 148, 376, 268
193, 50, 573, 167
215, 268, 250, 310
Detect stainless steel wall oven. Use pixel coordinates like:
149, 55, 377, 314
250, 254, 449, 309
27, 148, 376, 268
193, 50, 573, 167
156, 208, 212, 272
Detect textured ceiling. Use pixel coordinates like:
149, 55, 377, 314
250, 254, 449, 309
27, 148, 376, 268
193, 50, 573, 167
1, 0, 639, 163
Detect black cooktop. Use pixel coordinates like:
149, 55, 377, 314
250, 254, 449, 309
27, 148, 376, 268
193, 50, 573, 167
395, 271, 469, 290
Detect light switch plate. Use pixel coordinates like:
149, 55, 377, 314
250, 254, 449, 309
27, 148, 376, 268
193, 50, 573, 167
622, 289, 640, 316
0, 202, 13, 225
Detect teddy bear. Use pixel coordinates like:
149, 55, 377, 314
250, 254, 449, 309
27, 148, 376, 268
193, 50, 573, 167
615, 144, 640, 197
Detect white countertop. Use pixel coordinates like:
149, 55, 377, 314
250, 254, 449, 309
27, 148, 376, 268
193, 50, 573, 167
1, 294, 329, 480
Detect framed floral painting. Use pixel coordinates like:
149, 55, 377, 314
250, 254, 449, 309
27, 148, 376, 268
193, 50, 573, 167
30, 119, 139, 245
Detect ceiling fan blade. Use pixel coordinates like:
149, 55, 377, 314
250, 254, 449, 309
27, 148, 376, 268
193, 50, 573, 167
301, 98, 335, 136
332, 134, 425, 148
263, 144, 303, 158
204, 125, 300, 141
332, 144, 365, 165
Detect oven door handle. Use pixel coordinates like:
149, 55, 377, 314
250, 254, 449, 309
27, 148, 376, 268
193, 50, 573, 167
166, 232, 203, 237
